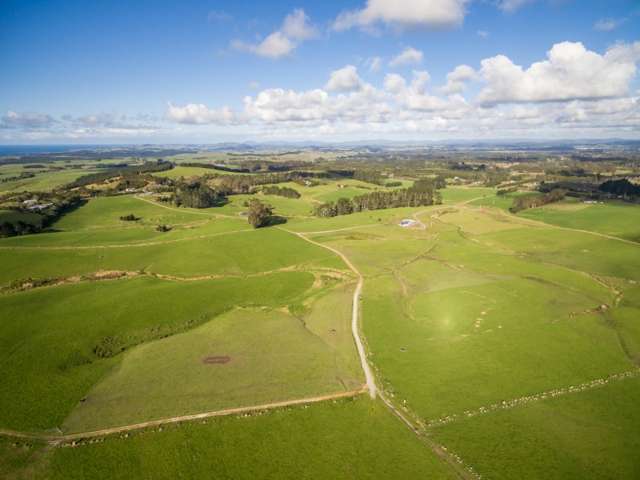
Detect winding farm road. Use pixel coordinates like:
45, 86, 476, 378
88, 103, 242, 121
280, 225, 475, 480
280, 227, 377, 398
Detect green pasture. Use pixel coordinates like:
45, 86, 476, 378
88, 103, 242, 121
432, 376, 640, 480
440, 187, 494, 204
520, 200, 640, 242
469, 190, 534, 211
215, 193, 315, 218
0, 226, 345, 285
34, 398, 455, 480
63, 285, 361, 432
310, 206, 639, 424
0, 168, 98, 193
480, 225, 640, 280
0, 272, 315, 431
53, 195, 215, 231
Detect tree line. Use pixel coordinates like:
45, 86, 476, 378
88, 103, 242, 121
509, 189, 567, 213
173, 181, 225, 208
260, 185, 301, 198
314, 180, 441, 218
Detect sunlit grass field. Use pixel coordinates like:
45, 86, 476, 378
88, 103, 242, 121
432, 377, 640, 479
4, 398, 455, 480
2, 183, 639, 479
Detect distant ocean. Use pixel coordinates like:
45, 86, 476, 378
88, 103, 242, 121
0, 145, 101, 156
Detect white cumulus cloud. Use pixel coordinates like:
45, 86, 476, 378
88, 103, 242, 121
232, 9, 316, 59
152, 41, 640, 140
477, 41, 640, 105
441, 64, 476, 94
326, 65, 364, 92
333, 0, 468, 31
281, 9, 318, 40
389, 47, 424, 67
166, 103, 236, 124
384, 73, 407, 93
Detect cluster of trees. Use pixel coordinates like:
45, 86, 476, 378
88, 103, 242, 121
212, 171, 326, 194
414, 177, 446, 191
182, 162, 251, 174
539, 178, 640, 203
0, 220, 40, 237
246, 199, 274, 228
353, 170, 385, 185
497, 187, 518, 196
0, 192, 85, 237
510, 189, 567, 213
182, 160, 306, 173
261, 186, 301, 198
314, 181, 441, 218
66, 160, 173, 188
1, 172, 36, 183
174, 181, 224, 208
119, 214, 139, 221
599, 179, 640, 198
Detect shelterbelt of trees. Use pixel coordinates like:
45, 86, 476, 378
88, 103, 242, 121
314, 179, 442, 218
509, 189, 567, 213
260, 186, 301, 198
539, 178, 640, 203
181, 160, 307, 173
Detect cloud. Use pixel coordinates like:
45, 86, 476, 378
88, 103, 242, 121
232, 32, 295, 59
244, 88, 330, 122
333, 0, 468, 31
366, 56, 383, 72
389, 47, 424, 67
441, 64, 476, 94
12, 42, 640, 142
477, 30, 489, 39
411, 70, 431, 91
1, 111, 56, 129
207, 10, 232, 23
496, 0, 535, 12
0, 111, 161, 140
594, 18, 625, 32
384, 73, 407, 93
68, 113, 157, 130
166, 103, 236, 124
243, 83, 393, 125
231, 9, 316, 59
281, 9, 317, 40
211, 43, 640, 138
326, 65, 364, 92
477, 41, 640, 105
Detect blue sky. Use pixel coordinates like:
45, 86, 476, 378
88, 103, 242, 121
1, 0, 639, 143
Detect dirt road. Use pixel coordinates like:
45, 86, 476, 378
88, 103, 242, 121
0, 388, 365, 443
281, 227, 377, 399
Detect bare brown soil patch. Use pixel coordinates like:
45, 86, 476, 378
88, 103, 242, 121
202, 355, 231, 364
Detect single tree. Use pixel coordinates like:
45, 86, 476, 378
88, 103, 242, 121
247, 199, 273, 228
